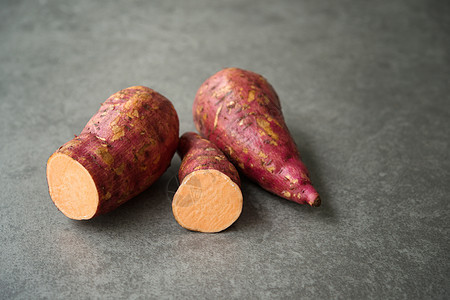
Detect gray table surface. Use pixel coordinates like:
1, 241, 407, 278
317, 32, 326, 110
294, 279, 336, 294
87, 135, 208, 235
1, 0, 449, 299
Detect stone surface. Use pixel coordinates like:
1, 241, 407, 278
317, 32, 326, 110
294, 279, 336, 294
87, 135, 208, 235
0, 0, 449, 298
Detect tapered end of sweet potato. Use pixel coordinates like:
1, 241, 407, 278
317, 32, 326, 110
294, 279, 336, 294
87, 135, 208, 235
302, 183, 321, 207
172, 169, 243, 233
310, 195, 321, 207
47, 153, 99, 220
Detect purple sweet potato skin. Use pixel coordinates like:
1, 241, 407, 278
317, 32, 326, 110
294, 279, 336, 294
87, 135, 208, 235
193, 68, 320, 206
178, 132, 240, 186
55, 86, 179, 216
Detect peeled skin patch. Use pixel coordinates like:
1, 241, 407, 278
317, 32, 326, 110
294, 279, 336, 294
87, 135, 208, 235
172, 169, 243, 233
47, 153, 99, 220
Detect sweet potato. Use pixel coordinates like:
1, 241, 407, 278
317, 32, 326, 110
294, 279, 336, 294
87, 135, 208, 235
47, 86, 179, 220
173, 132, 242, 233
193, 68, 320, 206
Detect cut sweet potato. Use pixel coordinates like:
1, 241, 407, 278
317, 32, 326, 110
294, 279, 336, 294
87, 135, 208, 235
47, 86, 179, 219
173, 169, 242, 233
172, 132, 242, 232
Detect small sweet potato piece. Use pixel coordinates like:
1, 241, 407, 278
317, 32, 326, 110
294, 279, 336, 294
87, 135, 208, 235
193, 68, 320, 206
47, 86, 179, 219
172, 132, 243, 233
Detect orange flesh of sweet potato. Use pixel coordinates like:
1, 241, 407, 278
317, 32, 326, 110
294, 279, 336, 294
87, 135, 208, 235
47, 86, 179, 220
47, 153, 99, 219
173, 169, 242, 233
172, 132, 243, 232
193, 68, 320, 206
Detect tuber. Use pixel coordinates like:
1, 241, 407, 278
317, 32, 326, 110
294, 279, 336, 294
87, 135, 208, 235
173, 132, 243, 233
193, 68, 320, 206
47, 86, 179, 219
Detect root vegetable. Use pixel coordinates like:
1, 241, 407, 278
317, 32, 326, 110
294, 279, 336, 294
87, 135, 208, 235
193, 68, 320, 206
47, 86, 179, 220
173, 132, 243, 233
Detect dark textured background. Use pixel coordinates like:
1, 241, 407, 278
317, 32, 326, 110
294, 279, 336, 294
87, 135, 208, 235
1, 0, 449, 298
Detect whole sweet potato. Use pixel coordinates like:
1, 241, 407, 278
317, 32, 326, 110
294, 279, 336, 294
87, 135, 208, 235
173, 132, 242, 233
193, 68, 320, 206
47, 86, 179, 219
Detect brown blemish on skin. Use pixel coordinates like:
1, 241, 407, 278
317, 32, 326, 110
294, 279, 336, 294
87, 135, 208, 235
267, 116, 282, 127
285, 175, 298, 184
153, 153, 161, 165
248, 90, 256, 102
96, 147, 114, 166
225, 146, 233, 156
213, 104, 223, 130
117, 197, 127, 204
300, 172, 310, 181
256, 117, 279, 140
238, 162, 245, 169
127, 109, 139, 119
114, 163, 125, 175
124, 99, 134, 110
212, 86, 230, 99
137, 144, 150, 157
110, 117, 125, 141
260, 155, 272, 166
266, 165, 275, 173
282, 191, 291, 198
196, 105, 203, 116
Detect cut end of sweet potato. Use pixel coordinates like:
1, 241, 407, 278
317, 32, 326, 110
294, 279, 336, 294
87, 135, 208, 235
172, 169, 243, 233
47, 153, 99, 220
